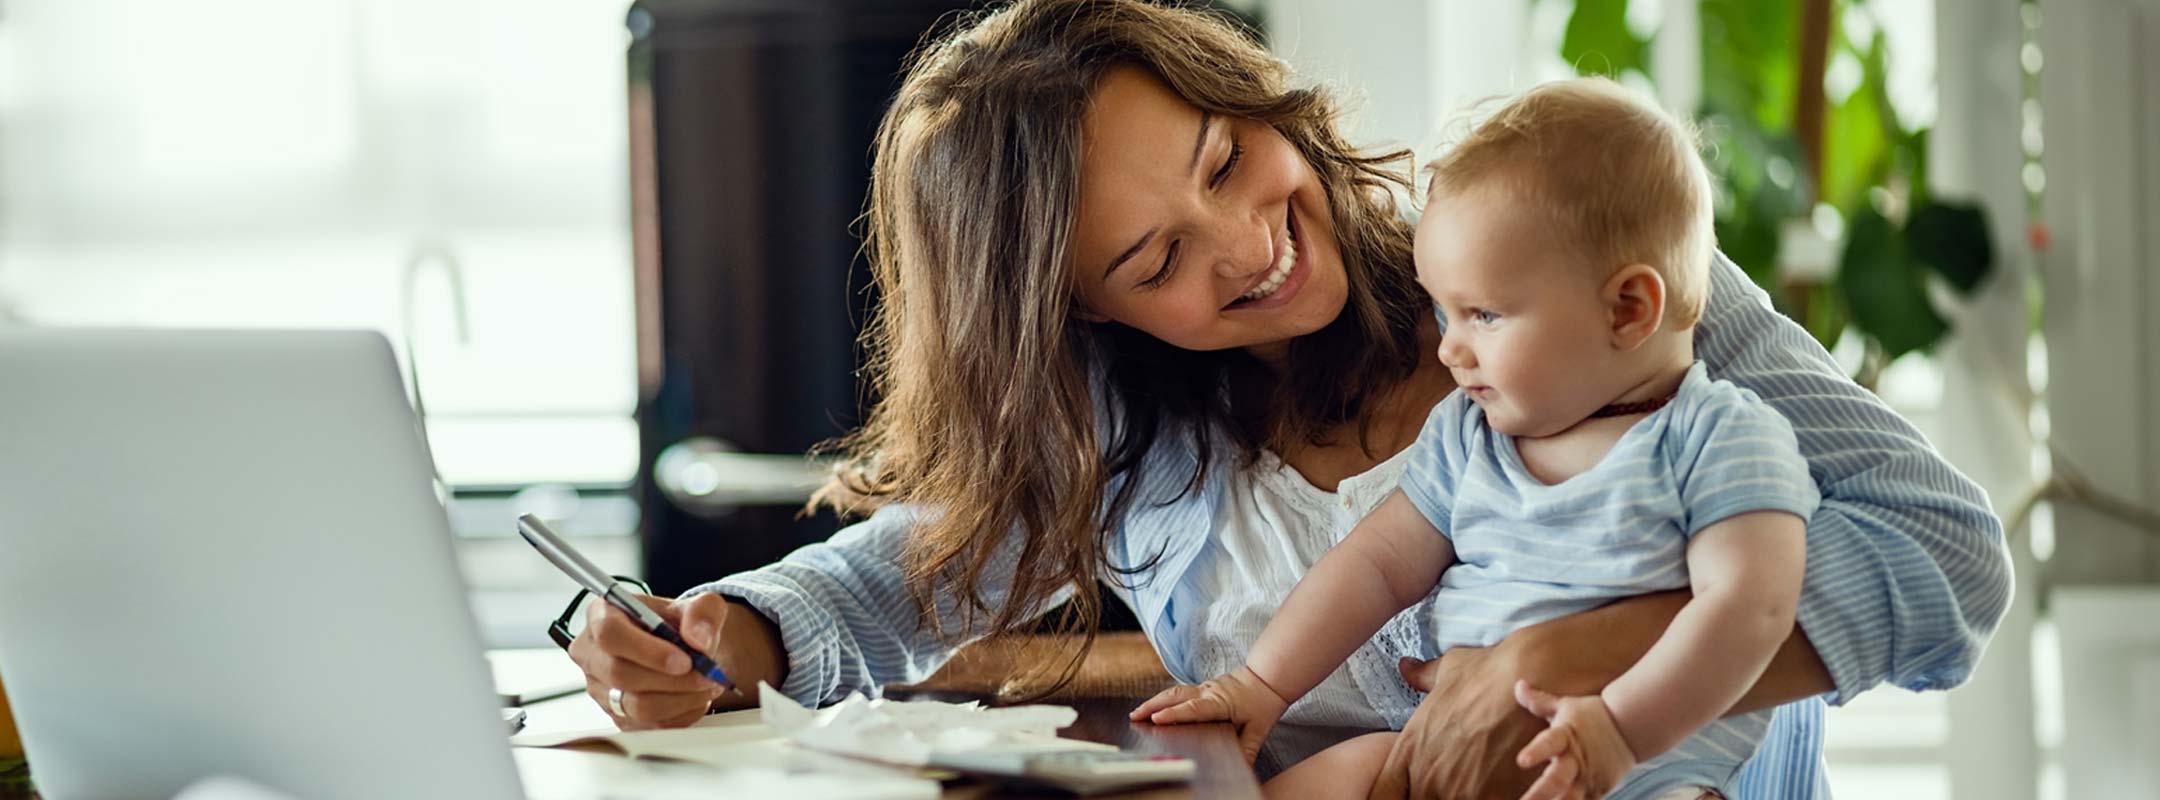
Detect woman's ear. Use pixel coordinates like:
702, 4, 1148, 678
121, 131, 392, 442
1074, 307, 1111, 324
1604, 264, 1666, 351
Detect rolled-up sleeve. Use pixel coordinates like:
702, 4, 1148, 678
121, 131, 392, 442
688, 503, 1074, 707
1696, 252, 2013, 705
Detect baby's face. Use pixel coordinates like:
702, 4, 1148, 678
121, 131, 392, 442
1414, 186, 1628, 437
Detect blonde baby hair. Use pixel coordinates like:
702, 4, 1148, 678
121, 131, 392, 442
1428, 77, 1715, 327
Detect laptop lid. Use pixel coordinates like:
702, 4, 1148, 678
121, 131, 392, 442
0, 329, 524, 800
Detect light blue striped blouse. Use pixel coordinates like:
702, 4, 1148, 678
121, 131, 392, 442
1400, 361, 1818, 798
697, 252, 2013, 798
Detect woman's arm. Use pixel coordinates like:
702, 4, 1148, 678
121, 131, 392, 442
1432, 253, 2011, 712
688, 502, 1075, 708
1441, 252, 2013, 714
1696, 251, 2013, 704
566, 500, 1068, 728
1371, 249, 2009, 798
1500, 590, 1831, 715
1367, 591, 1833, 800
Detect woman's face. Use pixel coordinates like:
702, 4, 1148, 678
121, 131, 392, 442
1068, 66, 1348, 358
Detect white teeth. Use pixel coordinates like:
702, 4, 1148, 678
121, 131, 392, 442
1241, 232, 1298, 301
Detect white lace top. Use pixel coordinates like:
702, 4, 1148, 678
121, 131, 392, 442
1171, 445, 1416, 770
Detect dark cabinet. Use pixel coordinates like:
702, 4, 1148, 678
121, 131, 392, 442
626, 0, 971, 593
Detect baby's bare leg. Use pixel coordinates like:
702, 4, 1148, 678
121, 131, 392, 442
1262, 732, 1397, 800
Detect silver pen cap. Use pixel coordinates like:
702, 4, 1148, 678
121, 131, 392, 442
516, 513, 615, 594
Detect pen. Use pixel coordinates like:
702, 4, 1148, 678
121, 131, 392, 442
515, 514, 737, 694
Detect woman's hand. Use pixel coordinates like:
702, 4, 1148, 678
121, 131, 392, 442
1129, 665, 1291, 764
1368, 590, 1827, 798
566, 591, 787, 730
1367, 650, 1544, 799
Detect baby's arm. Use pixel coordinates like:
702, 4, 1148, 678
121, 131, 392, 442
1249, 489, 1456, 700
1513, 511, 1806, 799
1601, 510, 1807, 757
1134, 491, 1455, 759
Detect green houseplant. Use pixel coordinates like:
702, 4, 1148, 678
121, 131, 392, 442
1553, 0, 1995, 385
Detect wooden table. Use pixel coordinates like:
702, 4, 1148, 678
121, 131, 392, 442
8, 636, 1260, 799
516, 633, 1262, 799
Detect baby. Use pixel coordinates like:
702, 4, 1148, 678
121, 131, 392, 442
1132, 78, 1820, 800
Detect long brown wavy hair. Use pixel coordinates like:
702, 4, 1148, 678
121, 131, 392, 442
813, 0, 1428, 695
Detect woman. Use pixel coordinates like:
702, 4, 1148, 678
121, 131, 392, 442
567, 1, 2011, 796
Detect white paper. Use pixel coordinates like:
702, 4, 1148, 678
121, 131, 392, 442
509, 683, 1109, 798
758, 682, 1108, 767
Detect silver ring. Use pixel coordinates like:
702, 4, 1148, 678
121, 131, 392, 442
607, 687, 628, 717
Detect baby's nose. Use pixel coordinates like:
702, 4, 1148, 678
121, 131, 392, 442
1437, 337, 1473, 368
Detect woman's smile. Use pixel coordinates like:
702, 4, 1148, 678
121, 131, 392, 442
1069, 66, 1349, 355
1225, 202, 1308, 311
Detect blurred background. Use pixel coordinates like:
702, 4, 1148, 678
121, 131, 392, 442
1, 1, 2155, 798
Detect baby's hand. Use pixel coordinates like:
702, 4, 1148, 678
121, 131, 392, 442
1511, 680, 1637, 800
1129, 665, 1290, 764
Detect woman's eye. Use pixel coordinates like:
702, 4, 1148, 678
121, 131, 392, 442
1140, 242, 1179, 289
1210, 138, 1243, 188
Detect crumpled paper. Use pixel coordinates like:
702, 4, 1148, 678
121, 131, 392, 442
758, 681, 1089, 767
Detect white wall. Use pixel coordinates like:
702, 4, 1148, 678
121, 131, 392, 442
0, 0, 641, 488
1264, 0, 1572, 158
2038, 0, 2160, 585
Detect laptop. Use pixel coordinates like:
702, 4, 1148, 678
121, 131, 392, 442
0, 330, 525, 800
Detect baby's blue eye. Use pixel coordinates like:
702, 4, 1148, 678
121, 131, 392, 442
1473, 309, 1501, 324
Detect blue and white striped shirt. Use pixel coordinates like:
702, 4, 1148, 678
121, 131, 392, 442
1400, 362, 1818, 798
698, 252, 2013, 798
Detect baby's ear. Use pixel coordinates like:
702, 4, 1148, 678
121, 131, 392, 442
1604, 263, 1666, 350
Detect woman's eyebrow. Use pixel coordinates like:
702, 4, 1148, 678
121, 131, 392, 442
1188, 111, 1214, 175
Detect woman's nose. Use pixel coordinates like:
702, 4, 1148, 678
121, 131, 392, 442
1208, 207, 1276, 281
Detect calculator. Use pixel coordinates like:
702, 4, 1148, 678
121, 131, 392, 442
931, 749, 1197, 795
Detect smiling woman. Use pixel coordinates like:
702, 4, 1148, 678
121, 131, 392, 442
823, 0, 1436, 665
561, 2, 2011, 798
1072, 68, 1352, 355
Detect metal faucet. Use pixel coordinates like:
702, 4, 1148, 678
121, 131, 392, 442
400, 239, 471, 493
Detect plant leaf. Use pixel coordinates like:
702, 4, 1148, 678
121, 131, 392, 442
1699, 0, 1796, 130
1562, 0, 1650, 79
1904, 200, 1994, 295
1839, 206, 1948, 359
1821, 33, 1893, 213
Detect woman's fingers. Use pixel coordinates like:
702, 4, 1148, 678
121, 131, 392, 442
673, 592, 733, 652
655, 705, 711, 730
584, 677, 713, 730
1367, 738, 1410, 800
568, 590, 729, 727
1129, 686, 1198, 720
585, 598, 693, 676
593, 655, 715, 694
569, 613, 710, 695
1396, 655, 1443, 693
1516, 752, 1579, 800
